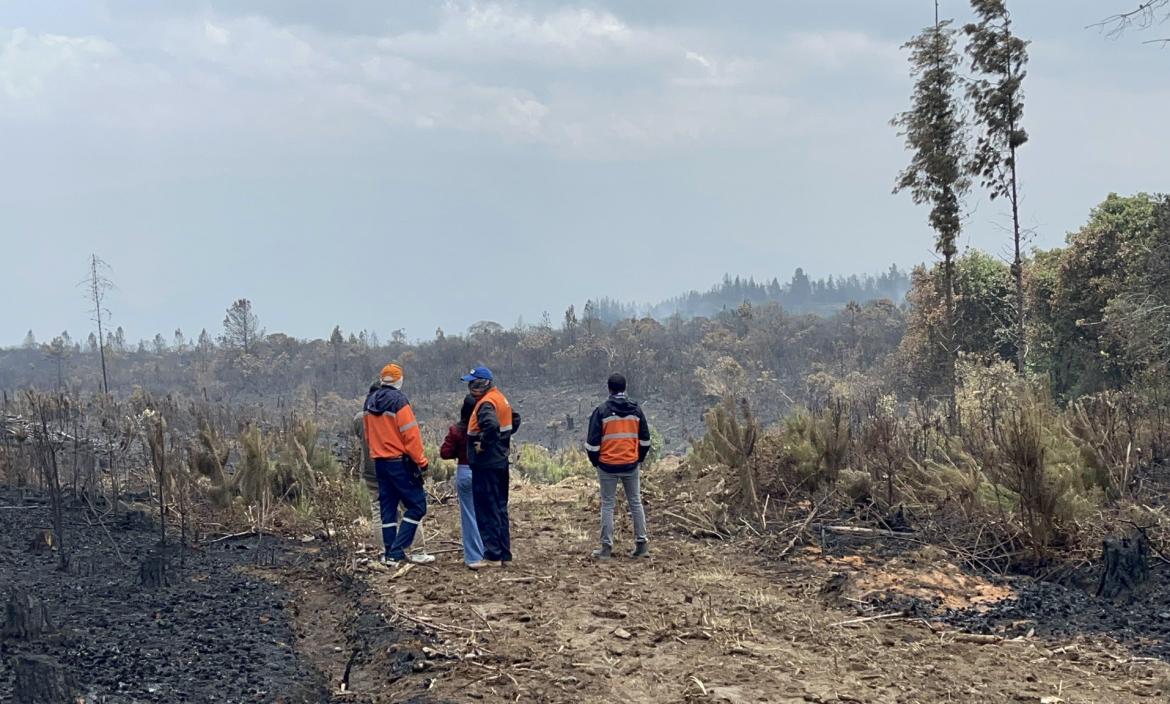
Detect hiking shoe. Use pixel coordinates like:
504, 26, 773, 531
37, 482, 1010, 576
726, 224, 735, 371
381, 555, 402, 566
591, 545, 613, 560
630, 542, 650, 559
407, 553, 436, 565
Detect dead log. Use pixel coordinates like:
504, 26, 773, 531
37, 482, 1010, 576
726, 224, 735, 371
12, 655, 76, 704
3, 591, 54, 640
138, 554, 174, 589
1096, 530, 1149, 599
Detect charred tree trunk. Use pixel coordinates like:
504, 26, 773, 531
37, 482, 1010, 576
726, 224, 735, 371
12, 655, 75, 704
138, 554, 174, 589
1096, 530, 1149, 599
3, 591, 54, 640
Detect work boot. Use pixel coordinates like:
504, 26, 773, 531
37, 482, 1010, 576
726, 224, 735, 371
407, 553, 436, 565
591, 545, 612, 560
629, 542, 650, 559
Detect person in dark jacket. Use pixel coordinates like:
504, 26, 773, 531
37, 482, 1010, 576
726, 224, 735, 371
440, 395, 486, 568
462, 366, 521, 566
363, 363, 434, 565
585, 373, 651, 559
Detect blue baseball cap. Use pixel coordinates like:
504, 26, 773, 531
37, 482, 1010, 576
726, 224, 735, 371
461, 366, 494, 382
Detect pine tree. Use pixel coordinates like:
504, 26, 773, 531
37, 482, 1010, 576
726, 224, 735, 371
965, 0, 1029, 372
893, 2, 970, 418
329, 325, 344, 381
222, 299, 261, 355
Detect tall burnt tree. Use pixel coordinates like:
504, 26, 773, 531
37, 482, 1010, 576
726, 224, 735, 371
965, 0, 1029, 372
892, 2, 969, 418
82, 254, 115, 395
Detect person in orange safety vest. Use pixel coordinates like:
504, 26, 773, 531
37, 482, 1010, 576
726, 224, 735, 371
585, 373, 651, 559
363, 363, 435, 565
462, 365, 521, 566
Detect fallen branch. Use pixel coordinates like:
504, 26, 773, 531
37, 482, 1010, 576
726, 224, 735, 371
830, 611, 907, 628
384, 605, 474, 635
206, 529, 277, 544
950, 633, 1006, 645
472, 607, 494, 635
662, 510, 729, 540
777, 497, 829, 560
818, 525, 915, 538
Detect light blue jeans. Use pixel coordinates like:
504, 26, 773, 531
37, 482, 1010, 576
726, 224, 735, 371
598, 468, 648, 548
456, 465, 485, 564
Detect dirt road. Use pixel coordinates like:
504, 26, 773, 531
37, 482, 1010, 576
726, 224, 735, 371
308, 476, 1170, 703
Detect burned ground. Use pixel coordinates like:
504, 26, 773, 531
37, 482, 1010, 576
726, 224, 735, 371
0, 488, 330, 703
6, 476, 1170, 703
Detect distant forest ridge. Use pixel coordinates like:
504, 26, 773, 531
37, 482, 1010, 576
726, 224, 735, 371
588, 265, 911, 323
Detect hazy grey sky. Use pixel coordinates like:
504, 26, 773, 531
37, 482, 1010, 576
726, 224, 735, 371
2, 1, 1166, 346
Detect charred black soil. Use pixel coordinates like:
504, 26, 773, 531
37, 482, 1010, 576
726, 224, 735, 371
0, 488, 332, 703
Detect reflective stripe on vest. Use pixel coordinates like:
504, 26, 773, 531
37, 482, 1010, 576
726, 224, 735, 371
599, 415, 640, 465
468, 387, 513, 438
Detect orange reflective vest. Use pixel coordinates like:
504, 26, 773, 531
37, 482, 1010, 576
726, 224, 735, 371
598, 414, 641, 466
468, 387, 514, 438
363, 387, 428, 467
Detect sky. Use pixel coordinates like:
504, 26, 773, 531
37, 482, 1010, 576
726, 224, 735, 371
1, 1, 1167, 347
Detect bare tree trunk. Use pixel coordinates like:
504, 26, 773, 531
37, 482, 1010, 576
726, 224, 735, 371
944, 251, 959, 430
1009, 148, 1026, 373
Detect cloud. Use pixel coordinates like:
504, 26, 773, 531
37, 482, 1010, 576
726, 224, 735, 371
0, 4, 901, 157
783, 30, 901, 74
382, 3, 666, 67
0, 28, 119, 101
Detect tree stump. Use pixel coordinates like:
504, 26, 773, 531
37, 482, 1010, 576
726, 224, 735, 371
67, 558, 94, 578
123, 509, 150, 531
12, 655, 75, 704
26, 529, 54, 555
1096, 530, 1149, 599
3, 591, 54, 640
138, 555, 174, 589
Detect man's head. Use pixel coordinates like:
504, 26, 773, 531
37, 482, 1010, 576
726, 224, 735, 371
607, 373, 627, 396
380, 363, 404, 389
461, 366, 494, 397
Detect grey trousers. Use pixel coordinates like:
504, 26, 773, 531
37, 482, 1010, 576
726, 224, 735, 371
598, 468, 648, 547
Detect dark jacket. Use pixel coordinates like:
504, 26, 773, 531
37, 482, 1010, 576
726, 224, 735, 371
586, 394, 651, 473
468, 398, 522, 470
440, 423, 470, 465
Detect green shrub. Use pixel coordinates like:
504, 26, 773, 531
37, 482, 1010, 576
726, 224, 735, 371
512, 443, 593, 484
